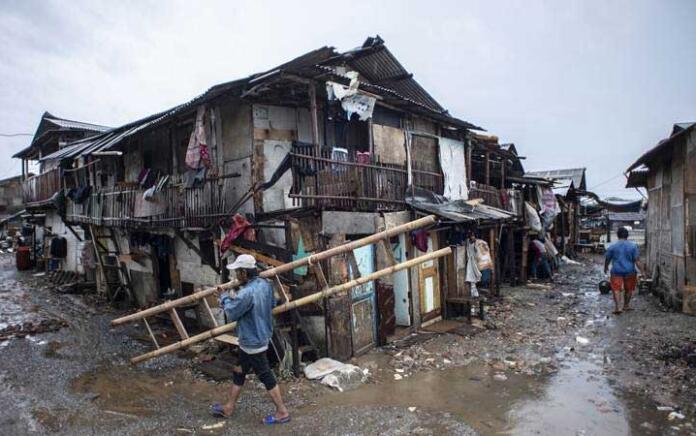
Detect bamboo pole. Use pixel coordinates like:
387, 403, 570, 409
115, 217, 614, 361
111, 215, 437, 326
130, 247, 451, 364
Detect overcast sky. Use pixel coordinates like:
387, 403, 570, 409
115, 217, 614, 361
1, 0, 695, 198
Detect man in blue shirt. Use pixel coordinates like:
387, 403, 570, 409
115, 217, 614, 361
210, 254, 290, 425
604, 227, 642, 315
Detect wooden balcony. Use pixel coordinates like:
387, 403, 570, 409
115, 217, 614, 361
468, 182, 504, 209
65, 176, 237, 229
22, 167, 62, 207
289, 149, 443, 212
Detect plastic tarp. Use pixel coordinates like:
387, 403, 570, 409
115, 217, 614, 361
438, 137, 468, 201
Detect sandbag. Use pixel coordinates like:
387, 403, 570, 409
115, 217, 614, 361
525, 202, 542, 232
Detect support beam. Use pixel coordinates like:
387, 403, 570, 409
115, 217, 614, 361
130, 247, 452, 364
308, 83, 320, 155
174, 229, 217, 273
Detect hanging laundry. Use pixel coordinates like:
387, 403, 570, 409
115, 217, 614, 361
50, 237, 67, 258
220, 214, 256, 254
341, 93, 376, 121
292, 236, 309, 276
411, 230, 429, 253
356, 151, 370, 164
185, 105, 211, 170
326, 75, 377, 121
183, 167, 207, 188
73, 185, 92, 204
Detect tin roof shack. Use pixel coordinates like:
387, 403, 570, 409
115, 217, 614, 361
12, 113, 111, 276
46, 36, 484, 360
526, 167, 587, 256
466, 133, 532, 287
0, 175, 25, 240
0, 175, 25, 216
626, 122, 696, 312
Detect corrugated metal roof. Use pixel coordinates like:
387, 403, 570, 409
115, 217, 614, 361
626, 122, 696, 172
43, 115, 110, 133
14, 112, 112, 159
605, 212, 645, 222
44, 36, 480, 161
406, 186, 516, 223
525, 168, 587, 191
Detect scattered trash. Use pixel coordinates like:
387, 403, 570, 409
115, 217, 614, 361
408, 407, 417, 412
667, 411, 685, 421
304, 358, 346, 380
576, 336, 590, 345
201, 422, 225, 430
493, 373, 508, 381
320, 364, 366, 392
394, 374, 403, 380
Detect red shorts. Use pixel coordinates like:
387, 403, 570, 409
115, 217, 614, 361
610, 274, 637, 293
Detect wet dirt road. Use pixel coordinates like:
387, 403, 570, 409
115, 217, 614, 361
1, 254, 695, 435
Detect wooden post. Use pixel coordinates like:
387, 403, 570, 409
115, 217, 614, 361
309, 83, 320, 156
130, 247, 452, 364
508, 227, 516, 286
466, 142, 473, 187
501, 157, 506, 189
485, 152, 491, 186
489, 227, 498, 296
521, 228, 529, 283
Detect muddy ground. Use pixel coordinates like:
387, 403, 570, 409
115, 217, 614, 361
0, 253, 695, 435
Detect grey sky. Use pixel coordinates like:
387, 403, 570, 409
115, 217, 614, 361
1, 0, 694, 198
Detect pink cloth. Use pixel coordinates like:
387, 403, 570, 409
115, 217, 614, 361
220, 214, 256, 253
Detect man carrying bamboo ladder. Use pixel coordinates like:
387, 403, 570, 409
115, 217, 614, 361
209, 254, 290, 425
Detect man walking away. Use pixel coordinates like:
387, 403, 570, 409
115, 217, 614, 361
530, 236, 553, 281
604, 227, 641, 315
210, 254, 290, 425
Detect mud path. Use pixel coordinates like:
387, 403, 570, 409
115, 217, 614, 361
1, 254, 694, 435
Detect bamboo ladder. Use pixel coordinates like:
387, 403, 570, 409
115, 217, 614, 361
111, 215, 444, 364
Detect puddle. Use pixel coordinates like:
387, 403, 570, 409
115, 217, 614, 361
508, 358, 669, 435
70, 366, 219, 418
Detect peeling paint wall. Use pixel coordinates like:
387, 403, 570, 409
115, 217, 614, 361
44, 211, 85, 274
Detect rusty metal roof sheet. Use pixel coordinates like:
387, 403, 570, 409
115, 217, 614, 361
406, 186, 516, 224
626, 122, 696, 172
44, 36, 480, 161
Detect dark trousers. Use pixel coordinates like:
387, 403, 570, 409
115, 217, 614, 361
233, 349, 277, 391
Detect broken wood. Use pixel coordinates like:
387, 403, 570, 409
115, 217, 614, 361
130, 247, 452, 364
229, 244, 283, 267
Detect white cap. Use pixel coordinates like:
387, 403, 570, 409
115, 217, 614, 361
226, 254, 257, 270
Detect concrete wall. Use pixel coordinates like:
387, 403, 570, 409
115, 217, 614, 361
44, 211, 85, 274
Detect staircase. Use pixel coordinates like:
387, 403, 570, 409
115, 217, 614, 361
89, 225, 133, 303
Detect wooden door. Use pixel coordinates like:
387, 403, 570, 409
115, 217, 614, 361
418, 234, 441, 321
376, 282, 395, 345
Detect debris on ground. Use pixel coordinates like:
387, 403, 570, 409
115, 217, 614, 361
304, 358, 367, 391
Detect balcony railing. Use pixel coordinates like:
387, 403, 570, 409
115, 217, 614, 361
22, 168, 62, 206
65, 176, 237, 229
289, 149, 443, 212
468, 182, 504, 209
